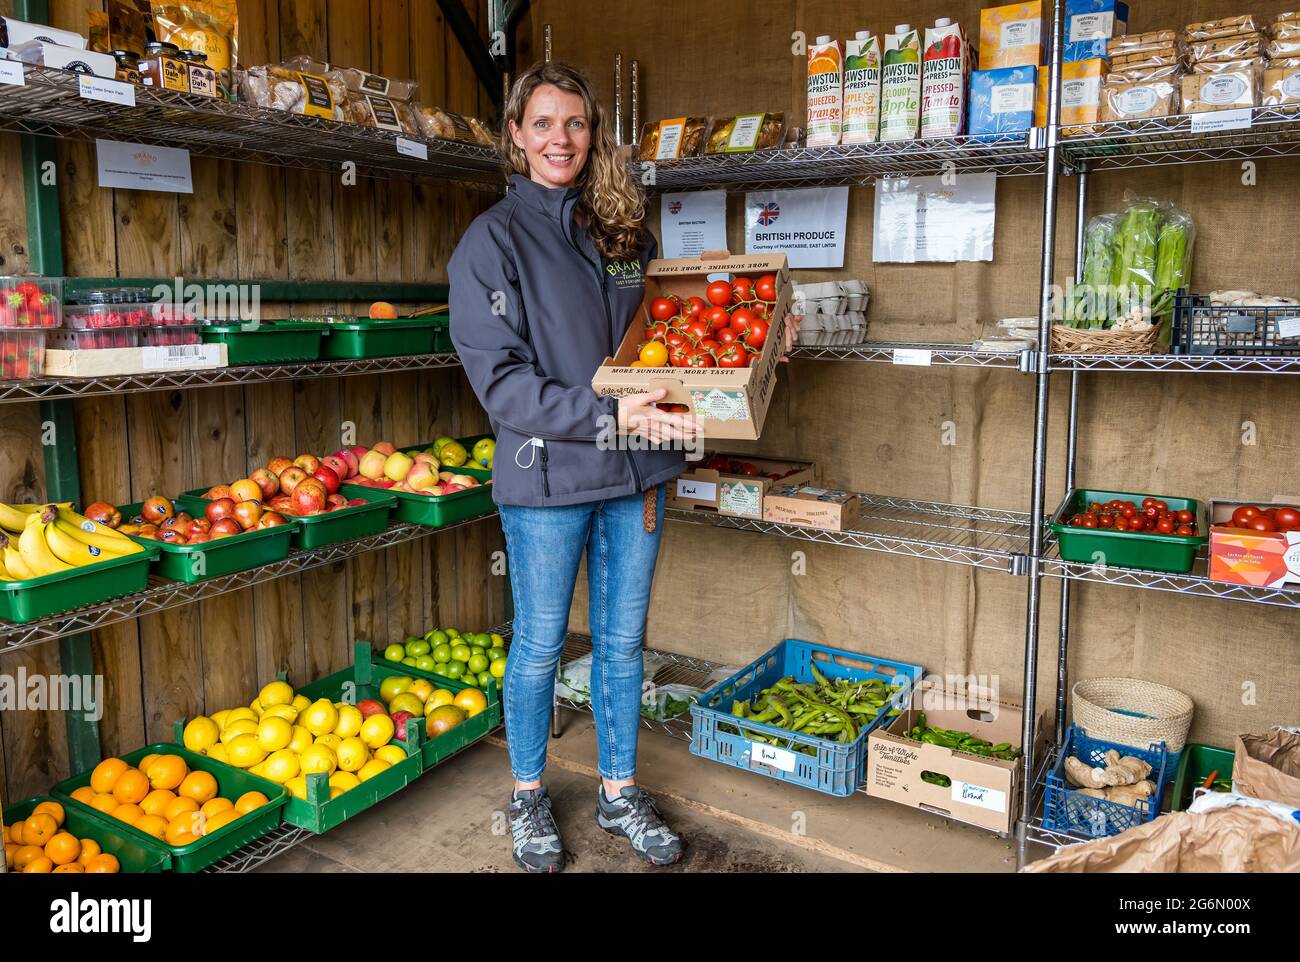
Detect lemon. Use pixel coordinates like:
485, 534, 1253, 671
314, 733, 342, 750
329, 771, 361, 793
357, 759, 391, 782
209, 708, 232, 730
388, 693, 424, 717
249, 698, 264, 716
336, 737, 370, 773
182, 717, 220, 754
374, 745, 407, 766
299, 744, 337, 776
259, 681, 294, 708
249, 761, 268, 778
226, 734, 267, 769
262, 704, 298, 724
225, 707, 257, 726
407, 679, 435, 704
288, 725, 314, 754
359, 714, 395, 749
329, 786, 346, 799
262, 749, 299, 784
301, 699, 339, 736
378, 676, 413, 703
291, 694, 311, 713
427, 689, 455, 710
257, 716, 293, 752
220, 718, 259, 744
285, 776, 308, 801
206, 742, 229, 764
333, 704, 363, 738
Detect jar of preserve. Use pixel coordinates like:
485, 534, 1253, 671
177, 49, 219, 98
112, 49, 142, 85
141, 40, 187, 93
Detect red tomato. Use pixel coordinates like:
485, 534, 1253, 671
1089, 503, 1103, 513
1175, 509, 1193, 524
754, 274, 777, 302
703, 306, 731, 332
1121, 504, 1137, 519
1141, 497, 1156, 509
665, 330, 688, 349
744, 318, 769, 350
1248, 515, 1277, 533
685, 296, 707, 320
730, 308, 758, 337
731, 277, 753, 304
684, 320, 711, 341
716, 344, 750, 368
1275, 506, 1300, 530
699, 338, 721, 353
752, 301, 771, 321
1080, 515, 1097, 528
706, 280, 732, 307
1156, 518, 1175, 534
686, 350, 715, 368
669, 345, 690, 367
715, 328, 738, 345
1175, 524, 1194, 536
650, 297, 678, 322
1114, 517, 1129, 531
1099, 514, 1115, 528
1152, 500, 1168, 514
1230, 505, 1261, 528
1144, 506, 1159, 520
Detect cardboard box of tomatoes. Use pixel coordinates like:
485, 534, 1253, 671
1209, 499, 1300, 589
591, 252, 791, 440
668, 453, 815, 519
763, 484, 861, 531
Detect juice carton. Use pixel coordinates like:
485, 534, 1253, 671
1064, 0, 1128, 62
980, 2, 1046, 69
969, 65, 1038, 137
880, 24, 922, 142
921, 17, 972, 138
843, 31, 882, 143
807, 35, 844, 146
1035, 59, 1108, 128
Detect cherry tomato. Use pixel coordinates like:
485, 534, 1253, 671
668, 345, 690, 367
731, 277, 753, 304
706, 280, 732, 307
665, 330, 688, 349
1141, 497, 1156, 509
1121, 504, 1137, 519
1081, 515, 1097, 528
1275, 506, 1300, 530
1230, 505, 1261, 528
715, 344, 750, 368
1144, 506, 1159, 520
1114, 517, 1129, 531
1089, 503, 1103, 514
1175, 524, 1194, 536
730, 308, 759, 337
684, 320, 711, 341
1152, 500, 1168, 514
744, 318, 769, 349
1099, 514, 1115, 528
685, 296, 707, 320
754, 274, 777, 302
650, 297, 678, 323
698, 338, 721, 353
715, 328, 738, 345
1248, 515, 1277, 533
703, 306, 731, 332
1176, 509, 1193, 525
1156, 518, 1175, 534
686, 350, 715, 368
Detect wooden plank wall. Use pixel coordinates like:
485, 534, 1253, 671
0, 0, 505, 806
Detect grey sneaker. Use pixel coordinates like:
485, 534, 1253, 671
596, 786, 683, 866
508, 787, 564, 873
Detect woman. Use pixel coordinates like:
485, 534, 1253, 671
448, 61, 699, 873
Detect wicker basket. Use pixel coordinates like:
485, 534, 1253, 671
1071, 677, 1194, 754
1051, 323, 1163, 355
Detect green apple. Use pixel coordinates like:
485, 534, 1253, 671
472, 438, 495, 469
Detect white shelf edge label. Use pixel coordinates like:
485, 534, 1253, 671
1189, 108, 1252, 134
750, 743, 797, 773
0, 60, 25, 87
1275, 316, 1300, 340
893, 348, 933, 366
78, 74, 136, 107
396, 136, 429, 160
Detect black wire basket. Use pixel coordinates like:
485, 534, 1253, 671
1172, 293, 1300, 356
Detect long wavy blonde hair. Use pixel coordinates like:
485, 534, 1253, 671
501, 61, 646, 261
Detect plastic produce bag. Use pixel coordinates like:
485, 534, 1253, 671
1067, 213, 1120, 327
554, 650, 670, 705
1153, 207, 1195, 317
641, 683, 702, 722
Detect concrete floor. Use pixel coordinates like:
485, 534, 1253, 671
260, 711, 1018, 873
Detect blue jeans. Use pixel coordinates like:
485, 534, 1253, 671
499, 487, 665, 783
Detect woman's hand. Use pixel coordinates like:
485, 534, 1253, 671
617, 389, 702, 445
780, 314, 802, 363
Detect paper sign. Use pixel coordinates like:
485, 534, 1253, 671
78, 75, 135, 107
725, 113, 764, 152
0, 60, 25, 86
661, 190, 727, 259
873, 173, 997, 263
96, 139, 193, 194
951, 780, 1007, 813
1276, 316, 1300, 340
892, 348, 933, 366
396, 136, 429, 160
751, 743, 797, 773
1190, 108, 1253, 134
744, 186, 849, 268
675, 479, 717, 502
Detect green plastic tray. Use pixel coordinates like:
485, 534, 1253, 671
52, 744, 288, 873
121, 499, 297, 582
1049, 489, 1208, 574
340, 478, 494, 528
1170, 743, 1235, 812
431, 313, 453, 353
0, 541, 158, 624
200, 321, 327, 365
175, 490, 392, 551
5, 795, 171, 873
399, 433, 494, 482
371, 645, 504, 736
317, 317, 436, 359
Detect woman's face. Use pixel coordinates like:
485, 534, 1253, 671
509, 83, 591, 190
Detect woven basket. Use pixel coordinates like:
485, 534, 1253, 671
1072, 677, 1194, 753
1051, 324, 1162, 355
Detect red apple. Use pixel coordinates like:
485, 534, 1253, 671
375, 479, 396, 489
161, 514, 194, 539
390, 710, 414, 741
250, 467, 279, 500
357, 699, 386, 719
371, 441, 396, 456
327, 493, 348, 508
267, 457, 295, 475
292, 479, 327, 515
203, 484, 233, 501
312, 464, 341, 495
293, 454, 322, 475
345, 477, 377, 488
233, 500, 264, 530
205, 497, 237, 523
348, 445, 369, 463
187, 531, 210, 544
257, 511, 289, 528
347, 498, 366, 507
333, 449, 359, 478
321, 454, 349, 482
209, 518, 242, 539
278, 466, 308, 495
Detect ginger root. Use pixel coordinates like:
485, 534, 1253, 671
1071, 779, 1155, 807
1064, 750, 1152, 789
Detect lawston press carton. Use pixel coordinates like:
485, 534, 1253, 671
842, 31, 882, 143
920, 17, 972, 139
866, 682, 1046, 835
880, 25, 922, 141
1209, 499, 1300, 589
592, 252, 790, 441
806, 35, 844, 146
668, 455, 816, 519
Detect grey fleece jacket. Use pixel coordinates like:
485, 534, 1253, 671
448, 174, 685, 507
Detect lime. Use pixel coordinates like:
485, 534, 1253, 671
406, 639, 431, 657
473, 632, 492, 647
432, 644, 452, 663
383, 644, 405, 662
477, 671, 495, 688
467, 653, 489, 674
445, 628, 460, 639
490, 633, 505, 647
415, 655, 436, 672
487, 647, 506, 662
490, 658, 507, 679
401, 657, 418, 667
450, 643, 471, 663
424, 629, 448, 647
442, 661, 465, 679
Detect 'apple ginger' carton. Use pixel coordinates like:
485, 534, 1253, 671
842, 31, 882, 143
806, 35, 844, 146
880, 24, 922, 141
592, 252, 791, 441
921, 17, 972, 138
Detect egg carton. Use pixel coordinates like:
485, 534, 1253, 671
798, 312, 868, 346
791, 279, 870, 317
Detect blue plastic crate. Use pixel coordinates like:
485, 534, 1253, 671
1044, 725, 1167, 839
689, 639, 923, 797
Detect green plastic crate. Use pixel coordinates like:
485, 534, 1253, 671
317, 317, 436, 359
200, 321, 327, 365
5, 795, 171, 873
1049, 488, 1208, 574
340, 478, 494, 528
371, 645, 503, 732
431, 313, 453, 353
399, 433, 494, 483
121, 500, 297, 582
1170, 743, 1235, 811
52, 744, 288, 873
175, 490, 393, 552
0, 541, 159, 624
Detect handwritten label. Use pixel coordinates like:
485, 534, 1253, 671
675, 479, 717, 502
892, 348, 933, 366
1190, 108, 1253, 134
78, 74, 136, 107
0, 60, 25, 86
951, 779, 1007, 813
396, 136, 429, 160
1275, 316, 1300, 340
751, 743, 797, 773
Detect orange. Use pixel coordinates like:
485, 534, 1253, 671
368, 301, 398, 319
33, 801, 65, 824
453, 688, 488, 717
4, 841, 17, 868
201, 797, 233, 818
23, 856, 54, 873
145, 754, 188, 791
84, 852, 120, 873
141, 789, 177, 816
112, 768, 150, 805
76, 838, 102, 865
113, 803, 145, 826
44, 832, 81, 865
90, 793, 118, 815
90, 757, 128, 794
22, 813, 58, 847
13, 844, 44, 870
133, 815, 167, 841
163, 796, 199, 822
136, 753, 160, 776
165, 818, 199, 847
639, 341, 669, 366
177, 770, 218, 804
54, 863, 85, 873
203, 809, 239, 833
70, 786, 95, 805
234, 791, 268, 814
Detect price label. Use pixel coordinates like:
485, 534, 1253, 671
892, 348, 933, 366
1275, 316, 1300, 340
1190, 108, 1253, 134
0, 59, 25, 87
396, 136, 429, 160
750, 743, 797, 773
675, 479, 716, 502
141, 345, 219, 370
951, 780, 1007, 813
78, 75, 136, 106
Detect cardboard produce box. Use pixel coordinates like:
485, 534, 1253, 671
763, 484, 861, 531
866, 683, 1045, 834
1209, 499, 1300, 589
668, 454, 814, 519
591, 252, 790, 441
43, 343, 227, 378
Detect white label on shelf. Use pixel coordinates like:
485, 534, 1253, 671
675, 479, 717, 502
892, 348, 933, 366
726, 113, 764, 151
96, 139, 192, 193
952, 779, 1007, 813
0, 59, 25, 87
1190, 107, 1253, 134
1276, 316, 1300, 339
77, 74, 135, 106
750, 743, 797, 773
141, 345, 220, 370
396, 136, 429, 160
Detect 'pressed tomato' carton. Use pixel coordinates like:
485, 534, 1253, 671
921, 17, 972, 138
880, 25, 922, 142
591, 252, 791, 441
806, 35, 844, 146
842, 31, 882, 143
980, 2, 1046, 69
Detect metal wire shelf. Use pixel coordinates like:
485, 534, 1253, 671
1049, 352, 1300, 375
202, 824, 315, 873
0, 352, 463, 403
0, 512, 498, 654
668, 494, 1033, 574
791, 341, 1029, 369
637, 133, 1045, 192
0, 65, 503, 187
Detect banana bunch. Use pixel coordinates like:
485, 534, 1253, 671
0, 502, 143, 581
